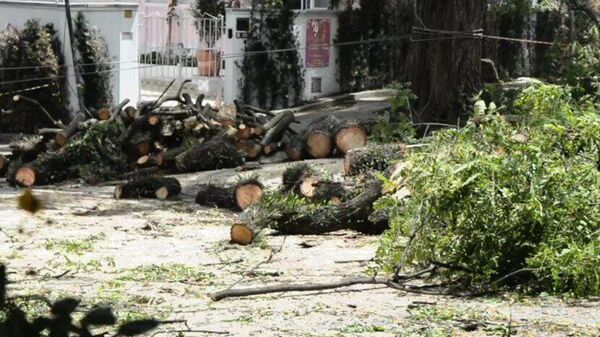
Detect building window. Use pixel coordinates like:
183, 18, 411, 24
311, 77, 322, 94
236, 18, 249, 32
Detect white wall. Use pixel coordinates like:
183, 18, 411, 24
0, 0, 139, 112
222, 8, 340, 105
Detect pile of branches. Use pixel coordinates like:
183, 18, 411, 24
377, 84, 600, 297
221, 157, 406, 245
0, 80, 368, 188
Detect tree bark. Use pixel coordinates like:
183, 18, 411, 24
407, 0, 486, 123
114, 176, 181, 200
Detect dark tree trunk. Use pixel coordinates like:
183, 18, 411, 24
406, 0, 486, 123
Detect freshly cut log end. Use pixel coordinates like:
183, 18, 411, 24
196, 179, 264, 211
282, 163, 315, 192
15, 167, 37, 187
299, 176, 318, 198
230, 223, 255, 245
235, 183, 263, 210
335, 126, 367, 154
148, 115, 161, 126
236, 140, 262, 160
97, 108, 111, 121
55, 133, 68, 147
155, 179, 182, 199
306, 130, 332, 158
114, 177, 182, 200
237, 124, 253, 140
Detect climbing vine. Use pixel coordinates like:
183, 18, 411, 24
335, 0, 410, 92
238, 0, 304, 109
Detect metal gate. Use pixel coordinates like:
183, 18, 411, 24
139, 8, 224, 100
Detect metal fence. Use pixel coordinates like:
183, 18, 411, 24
139, 10, 224, 98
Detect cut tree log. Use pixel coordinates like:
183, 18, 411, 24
13, 151, 71, 187
281, 163, 345, 203
136, 154, 159, 168
284, 133, 305, 161
344, 144, 407, 176
299, 176, 345, 204
237, 124, 253, 140
114, 176, 181, 200
175, 136, 244, 173
260, 110, 296, 146
120, 106, 138, 126
305, 130, 332, 158
0, 155, 9, 177
96, 107, 111, 121
334, 122, 367, 154
236, 140, 262, 160
195, 178, 264, 211
230, 223, 260, 245
238, 179, 385, 238
55, 112, 87, 147
303, 115, 341, 158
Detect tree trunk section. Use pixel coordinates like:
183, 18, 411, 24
196, 179, 264, 211
114, 177, 181, 200
407, 0, 485, 123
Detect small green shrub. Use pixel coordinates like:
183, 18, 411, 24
370, 82, 416, 144
377, 84, 600, 296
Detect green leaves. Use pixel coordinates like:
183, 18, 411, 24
377, 84, 600, 296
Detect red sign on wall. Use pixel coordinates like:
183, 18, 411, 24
306, 19, 331, 68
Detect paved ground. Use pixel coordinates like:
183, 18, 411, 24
0, 92, 598, 336
1, 157, 599, 337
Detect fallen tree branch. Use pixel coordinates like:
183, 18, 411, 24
210, 277, 392, 301
211, 266, 439, 301
13, 95, 64, 128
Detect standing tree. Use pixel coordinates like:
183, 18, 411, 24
73, 12, 112, 109
405, 0, 486, 123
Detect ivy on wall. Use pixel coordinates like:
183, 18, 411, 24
335, 0, 410, 92
238, 0, 304, 109
0, 20, 68, 133
74, 12, 113, 110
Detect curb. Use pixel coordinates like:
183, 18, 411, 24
271, 88, 393, 114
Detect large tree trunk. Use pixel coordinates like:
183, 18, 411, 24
406, 0, 486, 123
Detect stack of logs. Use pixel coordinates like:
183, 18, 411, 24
0, 79, 369, 188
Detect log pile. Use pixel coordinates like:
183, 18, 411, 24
231, 176, 386, 245
1, 80, 370, 188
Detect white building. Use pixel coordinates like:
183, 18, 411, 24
1, 0, 343, 111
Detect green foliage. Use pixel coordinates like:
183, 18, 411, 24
377, 84, 600, 296
238, 0, 304, 109
370, 82, 416, 144
73, 12, 112, 109
551, 26, 600, 96
0, 20, 68, 133
63, 121, 128, 184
